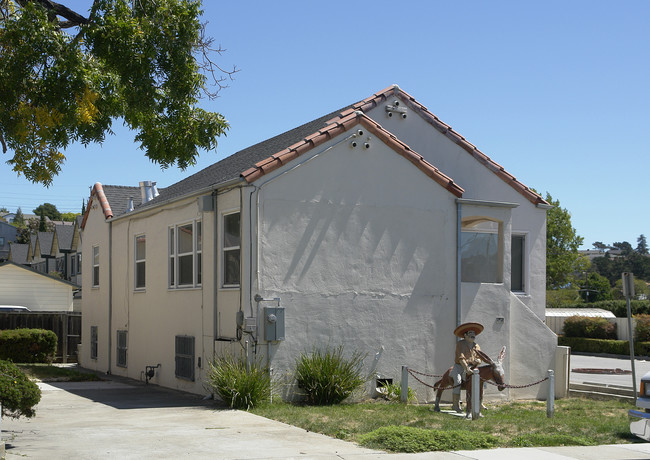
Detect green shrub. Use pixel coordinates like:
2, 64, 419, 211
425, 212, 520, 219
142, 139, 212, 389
558, 336, 650, 356
0, 328, 57, 363
205, 355, 272, 410
0, 359, 41, 418
358, 426, 498, 452
562, 316, 616, 339
378, 382, 417, 403
295, 346, 365, 405
635, 315, 650, 342
508, 433, 595, 447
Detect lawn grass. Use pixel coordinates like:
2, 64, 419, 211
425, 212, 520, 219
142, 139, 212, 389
17, 363, 101, 382
251, 397, 638, 452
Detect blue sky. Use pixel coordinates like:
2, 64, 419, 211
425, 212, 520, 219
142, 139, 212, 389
1, 1, 648, 250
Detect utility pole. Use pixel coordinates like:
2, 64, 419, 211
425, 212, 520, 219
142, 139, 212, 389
623, 272, 638, 403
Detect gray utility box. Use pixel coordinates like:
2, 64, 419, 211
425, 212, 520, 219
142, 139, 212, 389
264, 307, 285, 341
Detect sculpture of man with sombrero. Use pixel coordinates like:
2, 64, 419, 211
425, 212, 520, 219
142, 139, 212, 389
450, 321, 485, 413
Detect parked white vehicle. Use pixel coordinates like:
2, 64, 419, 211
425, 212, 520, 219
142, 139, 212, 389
0, 305, 30, 312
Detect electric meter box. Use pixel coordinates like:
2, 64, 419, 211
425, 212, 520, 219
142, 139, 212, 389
264, 306, 285, 341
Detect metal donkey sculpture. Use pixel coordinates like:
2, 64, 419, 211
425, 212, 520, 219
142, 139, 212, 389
433, 346, 507, 417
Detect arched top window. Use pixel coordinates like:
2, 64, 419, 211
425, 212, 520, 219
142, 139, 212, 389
461, 217, 503, 284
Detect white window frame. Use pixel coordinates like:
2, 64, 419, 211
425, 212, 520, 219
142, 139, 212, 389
169, 220, 202, 288
134, 234, 146, 290
92, 245, 99, 287
222, 211, 241, 288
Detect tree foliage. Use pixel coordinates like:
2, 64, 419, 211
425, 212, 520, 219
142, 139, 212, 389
0, 0, 234, 185
637, 234, 649, 255
545, 192, 588, 289
33, 202, 61, 220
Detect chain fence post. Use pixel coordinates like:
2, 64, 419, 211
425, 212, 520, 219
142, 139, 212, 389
547, 370, 555, 418
401, 366, 408, 403
471, 369, 480, 420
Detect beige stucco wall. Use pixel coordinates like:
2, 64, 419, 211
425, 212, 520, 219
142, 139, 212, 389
0, 264, 74, 311
79, 203, 111, 371
250, 130, 459, 402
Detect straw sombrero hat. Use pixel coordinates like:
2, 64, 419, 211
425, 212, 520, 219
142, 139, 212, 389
454, 322, 484, 338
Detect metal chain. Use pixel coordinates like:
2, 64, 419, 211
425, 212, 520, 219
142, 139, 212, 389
482, 376, 549, 389
406, 367, 550, 390
408, 368, 444, 378
407, 368, 463, 390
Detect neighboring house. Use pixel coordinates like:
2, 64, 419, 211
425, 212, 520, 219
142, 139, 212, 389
80, 85, 557, 402
52, 223, 82, 284
8, 242, 32, 266
0, 261, 79, 311
0, 221, 18, 261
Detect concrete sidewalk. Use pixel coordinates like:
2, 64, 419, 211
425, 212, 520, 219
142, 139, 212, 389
2, 370, 650, 459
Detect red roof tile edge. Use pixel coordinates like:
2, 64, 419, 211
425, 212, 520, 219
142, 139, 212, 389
81, 182, 113, 229
331, 85, 548, 207
241, 112, 464, 197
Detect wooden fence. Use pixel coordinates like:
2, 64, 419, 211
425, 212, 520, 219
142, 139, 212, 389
0, 312, 81, 363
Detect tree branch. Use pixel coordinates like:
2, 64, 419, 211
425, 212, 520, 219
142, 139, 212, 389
15, 0, 89, 26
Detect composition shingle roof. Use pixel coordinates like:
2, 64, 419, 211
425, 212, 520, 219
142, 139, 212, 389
8, 243, 30, 265
54, 224, 75, 251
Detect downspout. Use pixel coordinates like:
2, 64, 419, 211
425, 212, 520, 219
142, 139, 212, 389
213, 190, 218, 348
107, 220, 112, 374
456, 201, 462, 328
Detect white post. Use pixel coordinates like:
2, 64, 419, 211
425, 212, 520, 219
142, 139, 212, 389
471, 369, 480, 420
547, 370, 555, 418
401, 366, 408, 403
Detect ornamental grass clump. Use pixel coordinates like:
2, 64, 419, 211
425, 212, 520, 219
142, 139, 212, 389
294, 346, 365, 405
205, 355, 272, 410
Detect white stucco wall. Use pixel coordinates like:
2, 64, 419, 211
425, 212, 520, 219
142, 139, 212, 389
0, 264, 74, 311
251, 130, 459, 401
364, 101, 547, 319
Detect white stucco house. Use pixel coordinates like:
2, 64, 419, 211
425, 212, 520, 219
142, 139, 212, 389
79, 85, 558, 402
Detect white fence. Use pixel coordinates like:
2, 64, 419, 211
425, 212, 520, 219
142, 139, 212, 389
546, 316, 635, 341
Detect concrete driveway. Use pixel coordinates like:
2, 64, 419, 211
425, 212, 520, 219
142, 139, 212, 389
4, 360, 650, 460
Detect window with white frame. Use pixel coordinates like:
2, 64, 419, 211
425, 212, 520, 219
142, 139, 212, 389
135, 234, 146, 289
169, 220, 201, 288
461, 219, 502, 284
511, 234, 525, 292
222, 212, 240, 287
92, 246, 99, 287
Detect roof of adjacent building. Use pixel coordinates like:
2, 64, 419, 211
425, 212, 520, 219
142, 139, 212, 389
54, 224, 75, 251
36, 232, 53, 257
0, 261, 80, 288
8, 243, 30, 265
84, 85, 548, 223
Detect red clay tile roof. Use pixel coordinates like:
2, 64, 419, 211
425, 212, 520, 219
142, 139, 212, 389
327, 85, 548, 207
81, 183, 113, 229
241, 111, 464, 197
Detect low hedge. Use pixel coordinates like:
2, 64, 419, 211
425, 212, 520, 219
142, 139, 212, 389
559, 336, 650, 356
0, 328, 57, 363
563, 316, 616, 339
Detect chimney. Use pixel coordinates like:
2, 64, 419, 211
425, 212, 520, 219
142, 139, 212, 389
152, 182, 159, 198
139, 181, 154, 203
126, 196, 134, 213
